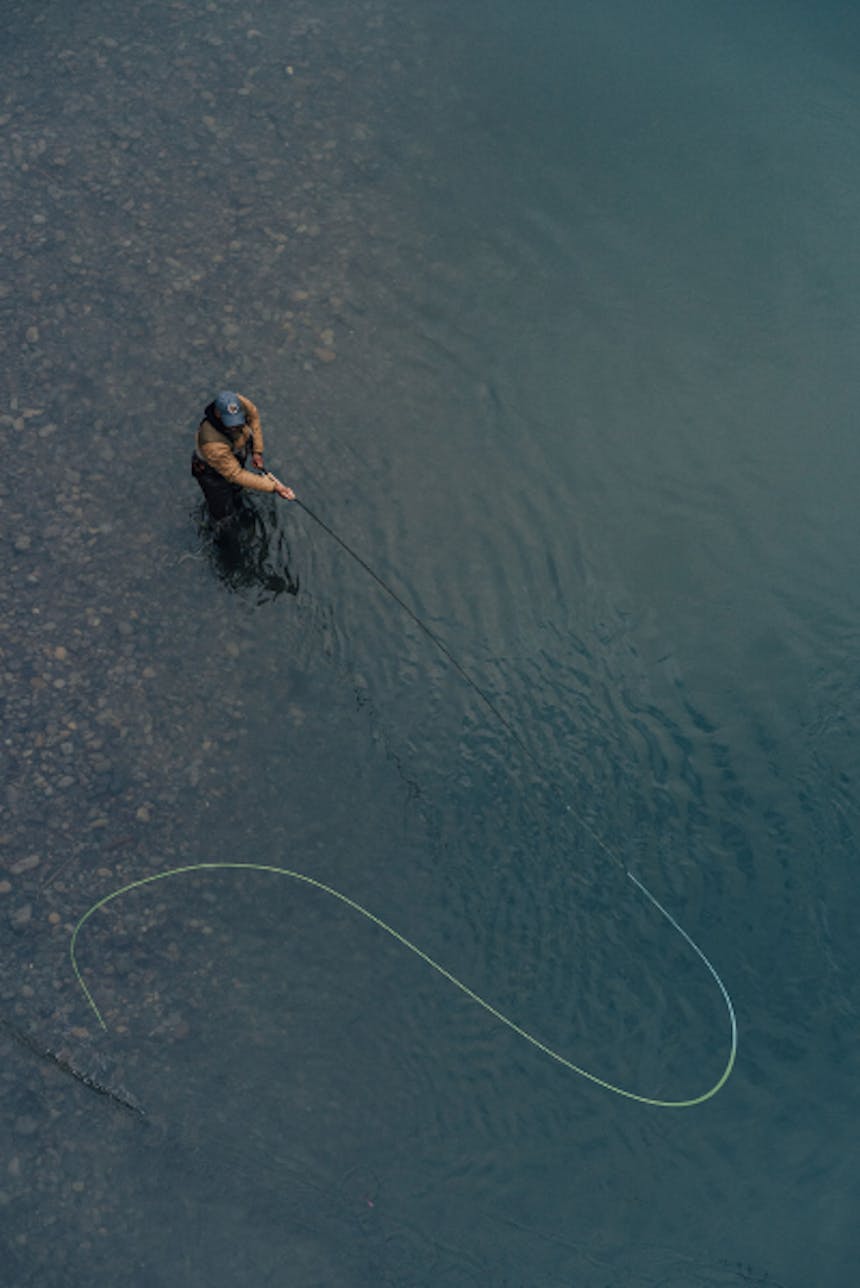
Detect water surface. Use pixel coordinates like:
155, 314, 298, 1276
1, 1, 859, 1284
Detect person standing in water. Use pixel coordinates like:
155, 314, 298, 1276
191, 390, 294, 522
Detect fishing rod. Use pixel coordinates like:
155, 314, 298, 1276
262, 470, 530, 760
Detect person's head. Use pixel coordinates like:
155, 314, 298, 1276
214, 391, 245, 428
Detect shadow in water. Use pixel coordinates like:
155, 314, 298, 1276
199, 499, 300, 604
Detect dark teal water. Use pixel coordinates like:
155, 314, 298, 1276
2, 1, 859, 1284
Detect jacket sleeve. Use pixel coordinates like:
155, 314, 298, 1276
198, 441, 277, 492
238, 393, 264, 455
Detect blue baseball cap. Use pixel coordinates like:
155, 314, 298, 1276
214, 390, 245, 428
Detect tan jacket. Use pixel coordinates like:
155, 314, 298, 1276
195, 394, 277, 493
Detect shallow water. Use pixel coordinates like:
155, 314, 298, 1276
2, 0, 859, 1284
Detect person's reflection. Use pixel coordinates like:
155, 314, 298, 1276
200, 497, 299, 602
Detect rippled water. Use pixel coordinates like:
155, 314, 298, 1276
2, 1, 859, 1284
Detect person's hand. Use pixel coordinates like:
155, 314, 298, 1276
252, 451, 265, 470
275, 483, 296, 501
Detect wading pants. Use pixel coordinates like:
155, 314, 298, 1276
191, 452, 247, 523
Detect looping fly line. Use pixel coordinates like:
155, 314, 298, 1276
71, 860, 736, 1109
70, 496, 738, 1108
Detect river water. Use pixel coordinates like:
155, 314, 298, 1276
2, 1, 859, 1284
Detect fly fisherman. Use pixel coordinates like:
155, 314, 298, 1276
191, 390, 295, 522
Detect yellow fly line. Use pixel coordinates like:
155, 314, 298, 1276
70, 860, 736, 1109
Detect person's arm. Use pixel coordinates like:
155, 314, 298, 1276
198, 441, 278, 493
